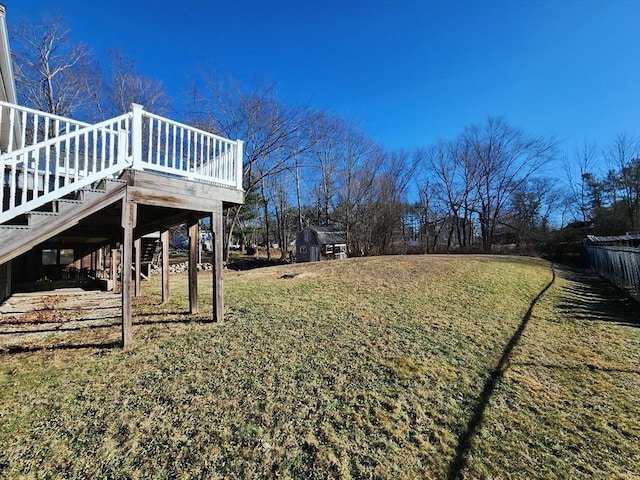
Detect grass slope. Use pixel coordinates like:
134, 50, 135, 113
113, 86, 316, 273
1, 255, 639, 479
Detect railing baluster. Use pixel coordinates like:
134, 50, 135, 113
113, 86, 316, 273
84, 131, 89, 177
171, 124, 177, 169
44, 124, 51, 195
9, 154, 17, 209
91, 129, 96, 173
164, 121, 169, 168
20, 110, 26, 152
155, 117, 161, 165
53, 120, 60, 190
198, 132, 204, 171
31, 114, 39, 168
214, 138, 220, 178
108, 124, 115, 167
74, 134, 80, 183
205, 136, 211, 175
186, 129, 192, 172
7, 106, 15, 151
62, 127, 68, 187
179, 126, 185, 171
146, 116, 152, 165
222, 142, 228, 180
101, 128, 106, 171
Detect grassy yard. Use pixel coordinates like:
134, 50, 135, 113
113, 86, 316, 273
1, 255, 639, 479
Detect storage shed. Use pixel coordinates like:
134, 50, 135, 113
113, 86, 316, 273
296, 226, 347, 262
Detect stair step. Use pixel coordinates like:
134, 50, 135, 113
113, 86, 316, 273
1, 214, 28, 227
33, 202, 57, 213
81, 187, 108, 193
28, 211, 58, 217
0, 224, 30, 230
26, 211, 59, 228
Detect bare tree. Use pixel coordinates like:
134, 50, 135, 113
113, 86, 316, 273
366, 149, 419, 255
506, 177, 563, 252
335, 120, 377, 252
564, 140, 599, 224
604, 133, 640, 229
94, 49, 172, 119
422, 138, 478, 250
307, 113, 342, 226
463, 117, 556, 252
188, 74, 315, 260
11, 15, 93, 118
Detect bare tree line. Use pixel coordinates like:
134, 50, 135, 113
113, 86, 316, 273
10, 15, 639, 261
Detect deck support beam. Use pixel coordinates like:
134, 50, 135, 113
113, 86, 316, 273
121, 198, 137, 347
211, 202, 224, 322
161, 228, 170, 303
188, 216, 199, 314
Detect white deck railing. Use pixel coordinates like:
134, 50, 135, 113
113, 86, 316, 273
133, 104, 243, 189
0, 102, 243, 224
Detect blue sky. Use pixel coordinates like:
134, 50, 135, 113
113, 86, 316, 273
5, 0, 640, 169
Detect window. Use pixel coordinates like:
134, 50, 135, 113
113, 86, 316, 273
42, 249, 58, 266
59, 249, 74, 265
325, 245, 333, 254
300, 246, 307, 254
41, 248, 74, 265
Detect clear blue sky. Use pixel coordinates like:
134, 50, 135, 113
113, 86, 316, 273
5, 0, 640, 166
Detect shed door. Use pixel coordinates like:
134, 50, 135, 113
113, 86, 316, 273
310, 246, 320, 262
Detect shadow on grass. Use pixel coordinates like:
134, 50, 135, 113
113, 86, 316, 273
0, 318, 122, 336
1, 304, 120, 317
447, 265, 557, 480
447, 263, 640, 479
514, 361, 640, 376
0, 309, 215, 355
555, 266, 640, 327
2, 340, 122, 354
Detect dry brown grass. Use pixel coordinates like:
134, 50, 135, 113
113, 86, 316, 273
1, 255, 639, 479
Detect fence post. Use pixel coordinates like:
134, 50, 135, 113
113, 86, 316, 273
131, 103, 144, 171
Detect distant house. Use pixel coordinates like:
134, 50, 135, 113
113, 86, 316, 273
296, 226, 347, 262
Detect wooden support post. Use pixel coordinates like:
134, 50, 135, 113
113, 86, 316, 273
111, 248, 117, 285
97, 247, 103, 279
161, 228, 170, 303
188, 217, 199, 314
121, 199, 137, 347
134, 237, 142, 297
212, 202, 224, 322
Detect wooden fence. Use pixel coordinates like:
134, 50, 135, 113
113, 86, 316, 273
583, 245, 640, 302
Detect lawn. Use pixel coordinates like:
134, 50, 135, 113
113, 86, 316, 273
1, 255, 639, 479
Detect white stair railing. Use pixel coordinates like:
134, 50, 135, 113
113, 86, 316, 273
1, 112, 131, 223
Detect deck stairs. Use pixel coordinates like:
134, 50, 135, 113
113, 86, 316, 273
0, 179, 126, 265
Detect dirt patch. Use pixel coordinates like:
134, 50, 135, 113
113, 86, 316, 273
0, 289, 121, 350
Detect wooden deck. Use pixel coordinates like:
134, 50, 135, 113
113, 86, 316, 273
0, 104, 245, 347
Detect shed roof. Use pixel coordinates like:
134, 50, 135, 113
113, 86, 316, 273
305, 226, 347, 245
586, 233, 640, 244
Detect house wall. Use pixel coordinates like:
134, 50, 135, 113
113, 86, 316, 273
11, 243, 107, 284
0, 260, 10, 303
